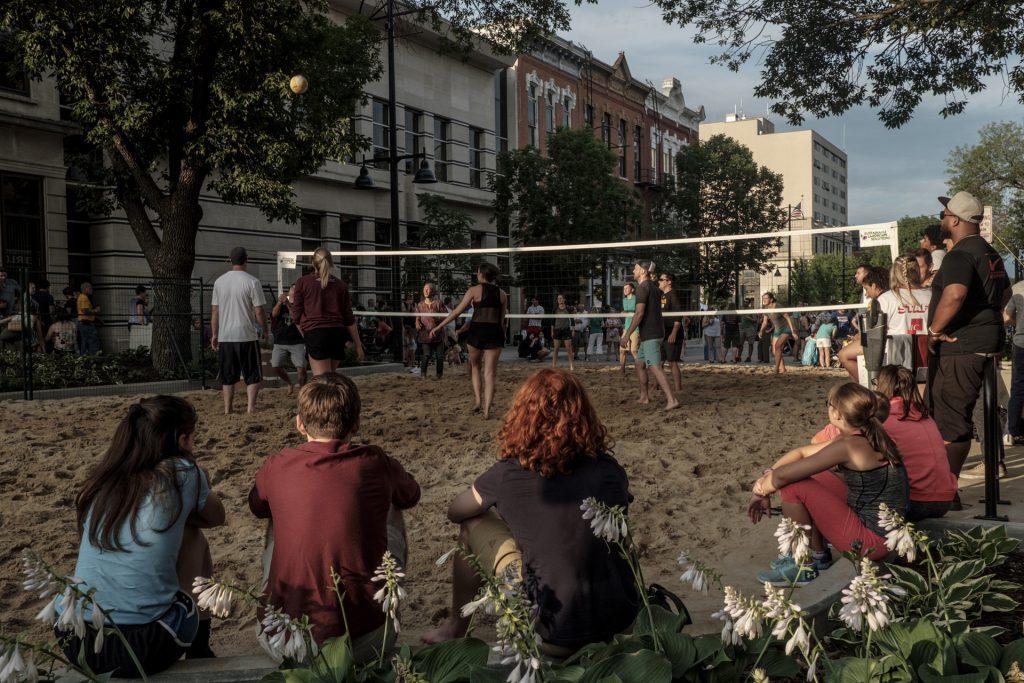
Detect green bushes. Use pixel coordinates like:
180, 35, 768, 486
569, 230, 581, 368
0, 347, 213, 392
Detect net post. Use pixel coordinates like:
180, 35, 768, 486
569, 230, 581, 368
977, 355, 1010, 521
887, 221, 899, 263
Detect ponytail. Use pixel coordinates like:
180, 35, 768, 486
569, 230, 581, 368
829, 382, 903, 466
311, 248, 333, 289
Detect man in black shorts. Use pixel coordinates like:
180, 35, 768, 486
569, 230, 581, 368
211, 247, 267, 414
927, 191, 1009, 489
658, 272, 684, 392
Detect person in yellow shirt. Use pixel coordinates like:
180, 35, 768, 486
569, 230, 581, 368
76, 282, 102, 354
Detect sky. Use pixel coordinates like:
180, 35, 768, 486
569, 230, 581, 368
564, 1, 1024, 226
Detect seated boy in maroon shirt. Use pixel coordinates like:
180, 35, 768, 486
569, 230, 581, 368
248, 372, 420, 659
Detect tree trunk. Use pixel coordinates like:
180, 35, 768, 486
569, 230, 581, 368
147, 208, 198, 375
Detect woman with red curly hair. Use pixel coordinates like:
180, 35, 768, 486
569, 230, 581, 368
423, 369, 639, 653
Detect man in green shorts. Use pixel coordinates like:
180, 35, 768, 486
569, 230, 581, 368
620, 261, 679, 410
619, 283, 638, 373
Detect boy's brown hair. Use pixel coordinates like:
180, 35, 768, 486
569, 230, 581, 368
297, 372, 361, 439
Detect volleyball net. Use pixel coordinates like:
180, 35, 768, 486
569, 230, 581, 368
276, 221, 899, 328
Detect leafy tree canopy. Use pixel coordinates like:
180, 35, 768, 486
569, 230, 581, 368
947, 121, 1024, 258
403, 193, 474, 300
651, 0, 1024, 128
897, 214, 939, 255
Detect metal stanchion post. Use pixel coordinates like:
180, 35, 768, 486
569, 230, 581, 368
977, 355, 1010, 521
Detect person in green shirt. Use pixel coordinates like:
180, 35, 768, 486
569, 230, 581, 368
586, 307, 605, 358
619, 283, 638, 373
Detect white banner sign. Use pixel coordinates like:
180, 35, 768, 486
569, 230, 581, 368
980, 205, 993, 243
279, 254, 297, 269
858, 222, 895, 248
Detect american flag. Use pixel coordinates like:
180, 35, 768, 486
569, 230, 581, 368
790, 202, 804, 219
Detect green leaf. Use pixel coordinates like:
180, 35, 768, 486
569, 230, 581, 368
980, 592, 1019, 612
261, 670, 321, 683
578, 650, 673, 683
659, 633, 697, 678
887, 564, 929, 596
758, 649, 800, 679
1000, 639, 1024, 674
412, 637, 490, 683
917, 664, 989, 683
827, 657, 879, 682
318, 636, 354, 683
957, 632, 1002, 668
468, 665, 510, 683
692, 634, 730, 668
550, 665, 586, 682
630, 605, 688, 638
940, 560, 986, 586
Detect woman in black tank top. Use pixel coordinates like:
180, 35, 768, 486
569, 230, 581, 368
431, 263, 508, 418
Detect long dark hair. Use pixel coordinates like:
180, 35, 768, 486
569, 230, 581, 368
76, 396, 198, 551
829, 382, 902, 466
875, 365, 929, 421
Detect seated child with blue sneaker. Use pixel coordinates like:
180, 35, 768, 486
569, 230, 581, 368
747, 382, 907, 585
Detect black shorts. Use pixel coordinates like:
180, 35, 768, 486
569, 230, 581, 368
304, 327, 350, 361
927, 352, 988, 443
465, 323, 504, 350
218, 341, 262, 386
553, 328, 573, 342
663, 339, 683, 362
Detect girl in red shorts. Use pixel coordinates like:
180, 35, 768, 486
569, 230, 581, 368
748, 382, 907, 585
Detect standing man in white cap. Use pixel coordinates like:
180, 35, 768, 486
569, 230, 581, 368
927, 191, 1009, 492
620, 260, 679, 411
211, 246, 267, 414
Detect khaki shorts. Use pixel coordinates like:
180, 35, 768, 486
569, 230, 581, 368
466, 510, 522, 582
620, 329, 640, 355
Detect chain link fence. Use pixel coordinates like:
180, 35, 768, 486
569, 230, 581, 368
0, 271, 211, 400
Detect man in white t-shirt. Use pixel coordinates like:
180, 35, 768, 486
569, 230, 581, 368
525, 297, 544, 338
211, 247, 267, 414
920, 224, 946, 272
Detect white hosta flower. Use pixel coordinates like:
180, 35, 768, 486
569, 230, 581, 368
436, 547, 458, 566
192, 577, 233, 618
763, 582, 805, 652
20, 550, 59, 600
751, 668, 769, 683
785, 620, 810, 656
806, 651, 819, 682
715, 586, 764, 643
460, 593, 493, 618
0, 644, 25, 682
258, 603, 317, 664
580, 497, 628, 544
34, 597, 58, 626
91, 605, 106, 654
838, 558, 895, 632
371, 551, 407, 633
677, 551, 718, 593
878, 503, 919, 562
55, 586, 87, 638
774, 518, 811, 564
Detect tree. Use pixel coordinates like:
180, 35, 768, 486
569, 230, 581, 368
652, 0, 1024, 128
671, 134, 785, 304
492, 127, 642, 305
897, 215, 938, 255
789, 248, 895, 305
947, 121, 1024, 258
1, 0, 572, 368
403, 193, 473, 300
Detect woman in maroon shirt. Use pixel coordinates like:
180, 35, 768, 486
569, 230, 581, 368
289, 248, 364, 375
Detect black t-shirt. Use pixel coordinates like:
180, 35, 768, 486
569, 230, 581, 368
722, 314, 740, 335
272, 304, 304, 345
32, 291, 55, 328
661, 288, 683, 339
473, 454, 640, 648
635, 280, 664, 342
928, 234, 1008, 355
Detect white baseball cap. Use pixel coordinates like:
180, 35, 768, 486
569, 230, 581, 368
939, 191, 984, 223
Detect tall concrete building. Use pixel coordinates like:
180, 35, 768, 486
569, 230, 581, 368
699, 114, 851, 302
0, 0, 514, 316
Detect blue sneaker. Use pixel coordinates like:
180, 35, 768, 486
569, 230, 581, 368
770, 549, 832, 571
757, 557, 819, 586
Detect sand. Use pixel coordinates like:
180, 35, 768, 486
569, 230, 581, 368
0, 362, 845, 654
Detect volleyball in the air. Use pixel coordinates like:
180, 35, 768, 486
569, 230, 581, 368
289, 75, 309, 95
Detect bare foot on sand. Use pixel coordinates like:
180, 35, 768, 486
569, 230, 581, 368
422, 620, 464, 645
637, 397, 650, 405
286, 385, 294, 397
663, 400, 680, 412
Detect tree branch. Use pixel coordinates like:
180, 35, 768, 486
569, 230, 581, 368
112, 155, 163, 262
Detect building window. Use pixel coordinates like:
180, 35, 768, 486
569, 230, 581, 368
494, 70, 508, 154
563, 96, 572, 128
0, 33, 29, 96
1, 173, 45, 272
633, 125, 642, 181
470, 128, 484, 189
546, 93, 555, 135
840, 190, 846, 199
602, 113, 612, 147
527, 84, 538, 147
372, 99, 389, 169
374, 220, 392, 246
813, 159, 821, 170
584, 104, 594, 128
340, 218, 358, 244
300, 213, 322, 253
433, 117, 450, 182
618, 119, 627, 176
404, 109, 423, 174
